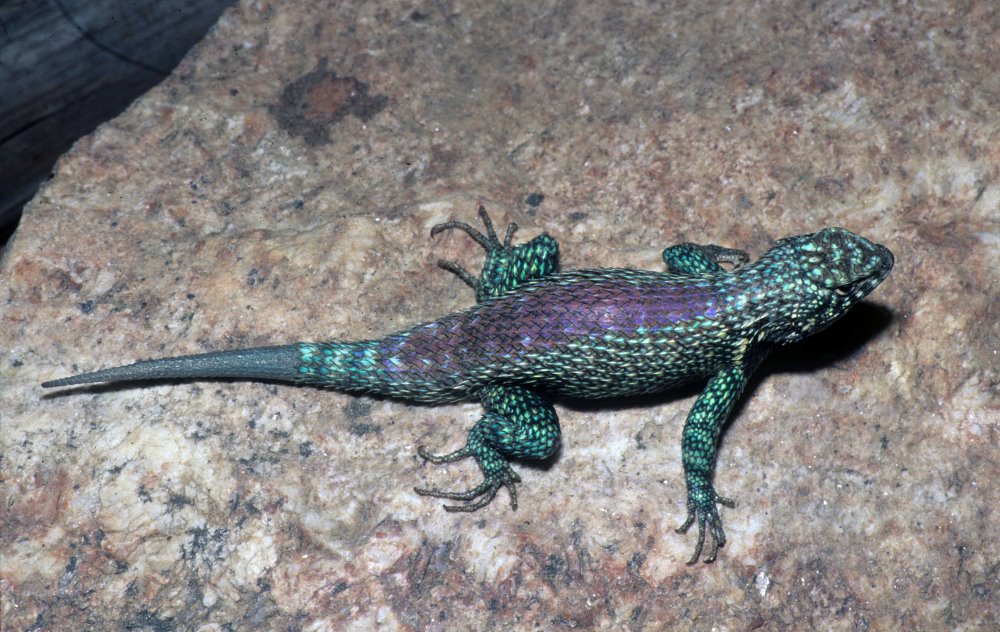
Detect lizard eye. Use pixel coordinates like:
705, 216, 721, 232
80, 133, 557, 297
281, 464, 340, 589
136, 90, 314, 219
833, 277, 868, 297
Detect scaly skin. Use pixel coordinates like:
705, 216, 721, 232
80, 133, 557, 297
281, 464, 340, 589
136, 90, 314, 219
43, 206, 894, 564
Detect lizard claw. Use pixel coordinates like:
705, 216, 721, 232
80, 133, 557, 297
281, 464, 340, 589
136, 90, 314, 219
675, 487, 736, 565
414, 444, 521, 511
413, 470, 520, 512
707, 245, 749, 270
431, 206, 517, 292
430, 205, 515, 250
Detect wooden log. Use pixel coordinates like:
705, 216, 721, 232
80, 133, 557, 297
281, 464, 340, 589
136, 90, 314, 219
0, 0, 236, 240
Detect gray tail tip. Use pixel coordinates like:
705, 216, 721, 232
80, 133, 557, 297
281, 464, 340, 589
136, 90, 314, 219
42, 377, 83, 388
42, 373, 108, 388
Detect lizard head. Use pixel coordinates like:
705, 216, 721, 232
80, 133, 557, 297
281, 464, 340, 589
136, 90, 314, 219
762, 227, 894, 344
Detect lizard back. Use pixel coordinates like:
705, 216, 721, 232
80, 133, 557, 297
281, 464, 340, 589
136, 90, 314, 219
297, 268, 743, 402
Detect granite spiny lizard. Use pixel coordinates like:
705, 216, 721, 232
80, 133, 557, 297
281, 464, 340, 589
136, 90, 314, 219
43, 207, 894, 564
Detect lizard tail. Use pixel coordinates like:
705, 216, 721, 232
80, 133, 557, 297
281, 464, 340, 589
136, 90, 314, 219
294, 340, 474, 403
41, 346, 302, 388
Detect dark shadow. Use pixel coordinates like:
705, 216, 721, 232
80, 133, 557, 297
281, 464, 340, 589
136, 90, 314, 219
762, 300, 894, 375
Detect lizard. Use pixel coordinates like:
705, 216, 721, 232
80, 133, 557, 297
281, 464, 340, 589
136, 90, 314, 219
42, 206, 894, 564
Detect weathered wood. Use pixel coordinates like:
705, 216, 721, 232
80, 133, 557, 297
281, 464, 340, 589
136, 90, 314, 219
0, 0, 236, 240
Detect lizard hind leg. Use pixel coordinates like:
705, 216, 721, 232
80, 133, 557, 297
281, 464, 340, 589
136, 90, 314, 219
431, 205, 559, 302
414, 385, 561, 512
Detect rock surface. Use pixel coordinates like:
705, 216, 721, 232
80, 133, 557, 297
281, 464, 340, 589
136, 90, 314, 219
2, 2, 997, 629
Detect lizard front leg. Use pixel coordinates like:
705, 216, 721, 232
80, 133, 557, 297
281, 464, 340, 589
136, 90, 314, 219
663, 242, 749, 275
414, 385, 560, 511
676, 349, 766, 564
431, 206, 559, 302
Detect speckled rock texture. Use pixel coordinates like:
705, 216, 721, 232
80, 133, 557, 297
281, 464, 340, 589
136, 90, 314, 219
2, 2, 997, 630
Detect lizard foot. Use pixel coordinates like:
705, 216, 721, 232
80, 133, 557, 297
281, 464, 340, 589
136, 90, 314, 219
430, 205, 517, 292
430, 205, 558, 302
414, 444, 521, 511
662, 243, 750, 275
675, 485, 736, 565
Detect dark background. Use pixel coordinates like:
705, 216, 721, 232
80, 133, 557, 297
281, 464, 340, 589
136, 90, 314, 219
0, 0, 236, 253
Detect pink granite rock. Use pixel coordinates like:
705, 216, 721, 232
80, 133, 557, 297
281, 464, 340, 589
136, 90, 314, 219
2, 2, 997, 629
